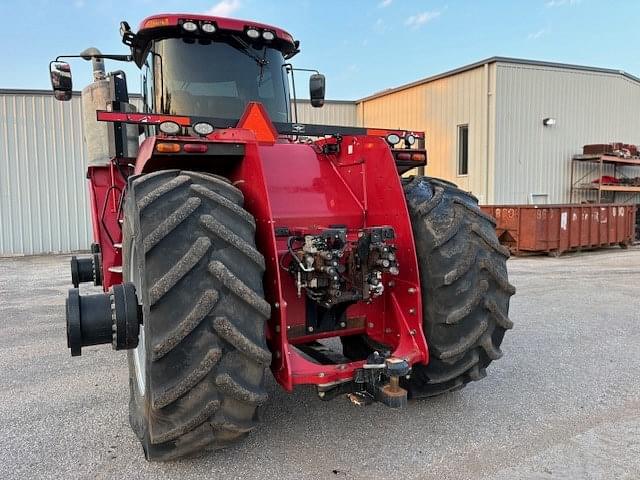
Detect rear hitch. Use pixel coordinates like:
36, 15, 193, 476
66, 283, 141, 356
317, 352, 411, 408
354, 353, 410, 408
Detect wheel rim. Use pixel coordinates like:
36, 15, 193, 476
129, 241, 146, 395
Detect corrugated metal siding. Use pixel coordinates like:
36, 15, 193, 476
494, 63, 640, 204
356, 64, 496, 203
293, 100, 358, 126
0, 92, 91, 256
0, 91, 356, 256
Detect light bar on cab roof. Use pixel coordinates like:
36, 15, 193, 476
201, 22, 216, 33
182, 21, 198, 32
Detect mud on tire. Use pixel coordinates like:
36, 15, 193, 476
123, 170, 271, 461
403, 176, 515, 398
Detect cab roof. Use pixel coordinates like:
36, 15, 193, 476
125, 13, 299, 67
139, 14, 295, 42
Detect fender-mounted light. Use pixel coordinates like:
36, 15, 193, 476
183, 143, 208, 153
156, 142, 180, 153
246, 28, 260, 39
411, 153, 426, 162
262, 30, 275, 41
386, 133, 401, 146
182, 21, 198, 32
193, 122, 214, 136
159, 121, 181, 135
405, 134, 416, 146
201, 22, 216, 33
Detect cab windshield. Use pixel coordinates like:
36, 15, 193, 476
148, 37, 290, 122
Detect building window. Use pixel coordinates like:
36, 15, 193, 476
457, 125, 469, 176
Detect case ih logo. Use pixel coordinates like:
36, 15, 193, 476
292, 124, 305, 133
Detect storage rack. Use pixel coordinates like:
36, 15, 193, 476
570, 154, 640, 203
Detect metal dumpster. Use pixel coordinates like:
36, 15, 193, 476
480, 204, 637, 256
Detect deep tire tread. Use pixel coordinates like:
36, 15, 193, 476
148, 237, 211, 305
403, 177, 514, 398
189, 184, 255, 227
143, 197, 201, 253
208, 261, 271, 317
215, 373, 269, 405
200, 214, 265, 270
125, 170, 270, 461
151, 290, 220, 361
213, 316, 272, 366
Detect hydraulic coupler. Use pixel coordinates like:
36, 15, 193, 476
65, 283, 141, 356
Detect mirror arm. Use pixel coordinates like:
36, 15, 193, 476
286, 67, 320, 75
283, 64, 298, 124
55, 54, 133, 62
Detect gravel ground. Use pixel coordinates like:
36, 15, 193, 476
1, 248, 639, 480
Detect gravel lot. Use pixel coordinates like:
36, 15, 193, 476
1, 248, 639, 479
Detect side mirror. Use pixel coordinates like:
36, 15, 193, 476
309, 73, 325, 108
50, 62, 73, 101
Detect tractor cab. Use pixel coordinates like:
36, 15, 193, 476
50, 14, 325, 126
127, 15, 326, 122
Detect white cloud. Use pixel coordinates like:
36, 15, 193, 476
545, 0, 581, 7
205, 0, 241, 17
405, 10, 441, 28
379, 0, 393, 7
528, 27, 548, 40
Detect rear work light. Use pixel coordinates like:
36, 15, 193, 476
183, 143, 208, 153
193, 122, 214, 136
386, 133, 401, 146
156, 142, 180, 153
159, 121, 180, 135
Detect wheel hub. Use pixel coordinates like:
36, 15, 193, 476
65, 283, 142, 356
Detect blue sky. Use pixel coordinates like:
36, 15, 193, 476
2, 0, 639, 100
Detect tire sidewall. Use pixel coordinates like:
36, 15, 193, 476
123, 178, 154, 453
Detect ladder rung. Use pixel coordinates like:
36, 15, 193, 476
108, 266, 123, 274
113, 243, 122, 249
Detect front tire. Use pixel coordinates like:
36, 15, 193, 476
403, 177, 515, 398
123, 170, 271, 461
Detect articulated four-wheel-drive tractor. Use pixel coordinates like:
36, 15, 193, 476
50, 13, 515, 461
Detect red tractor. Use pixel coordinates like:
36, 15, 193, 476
50, 13, 514, 461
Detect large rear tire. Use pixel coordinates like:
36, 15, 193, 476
123, 170, 271, 461
403, 176, 515, 398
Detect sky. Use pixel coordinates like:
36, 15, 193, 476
2, 0, 640, 100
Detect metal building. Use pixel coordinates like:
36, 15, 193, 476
3, 57, 640, 255
0, 89, 357, 255
357, 57, 640, 205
